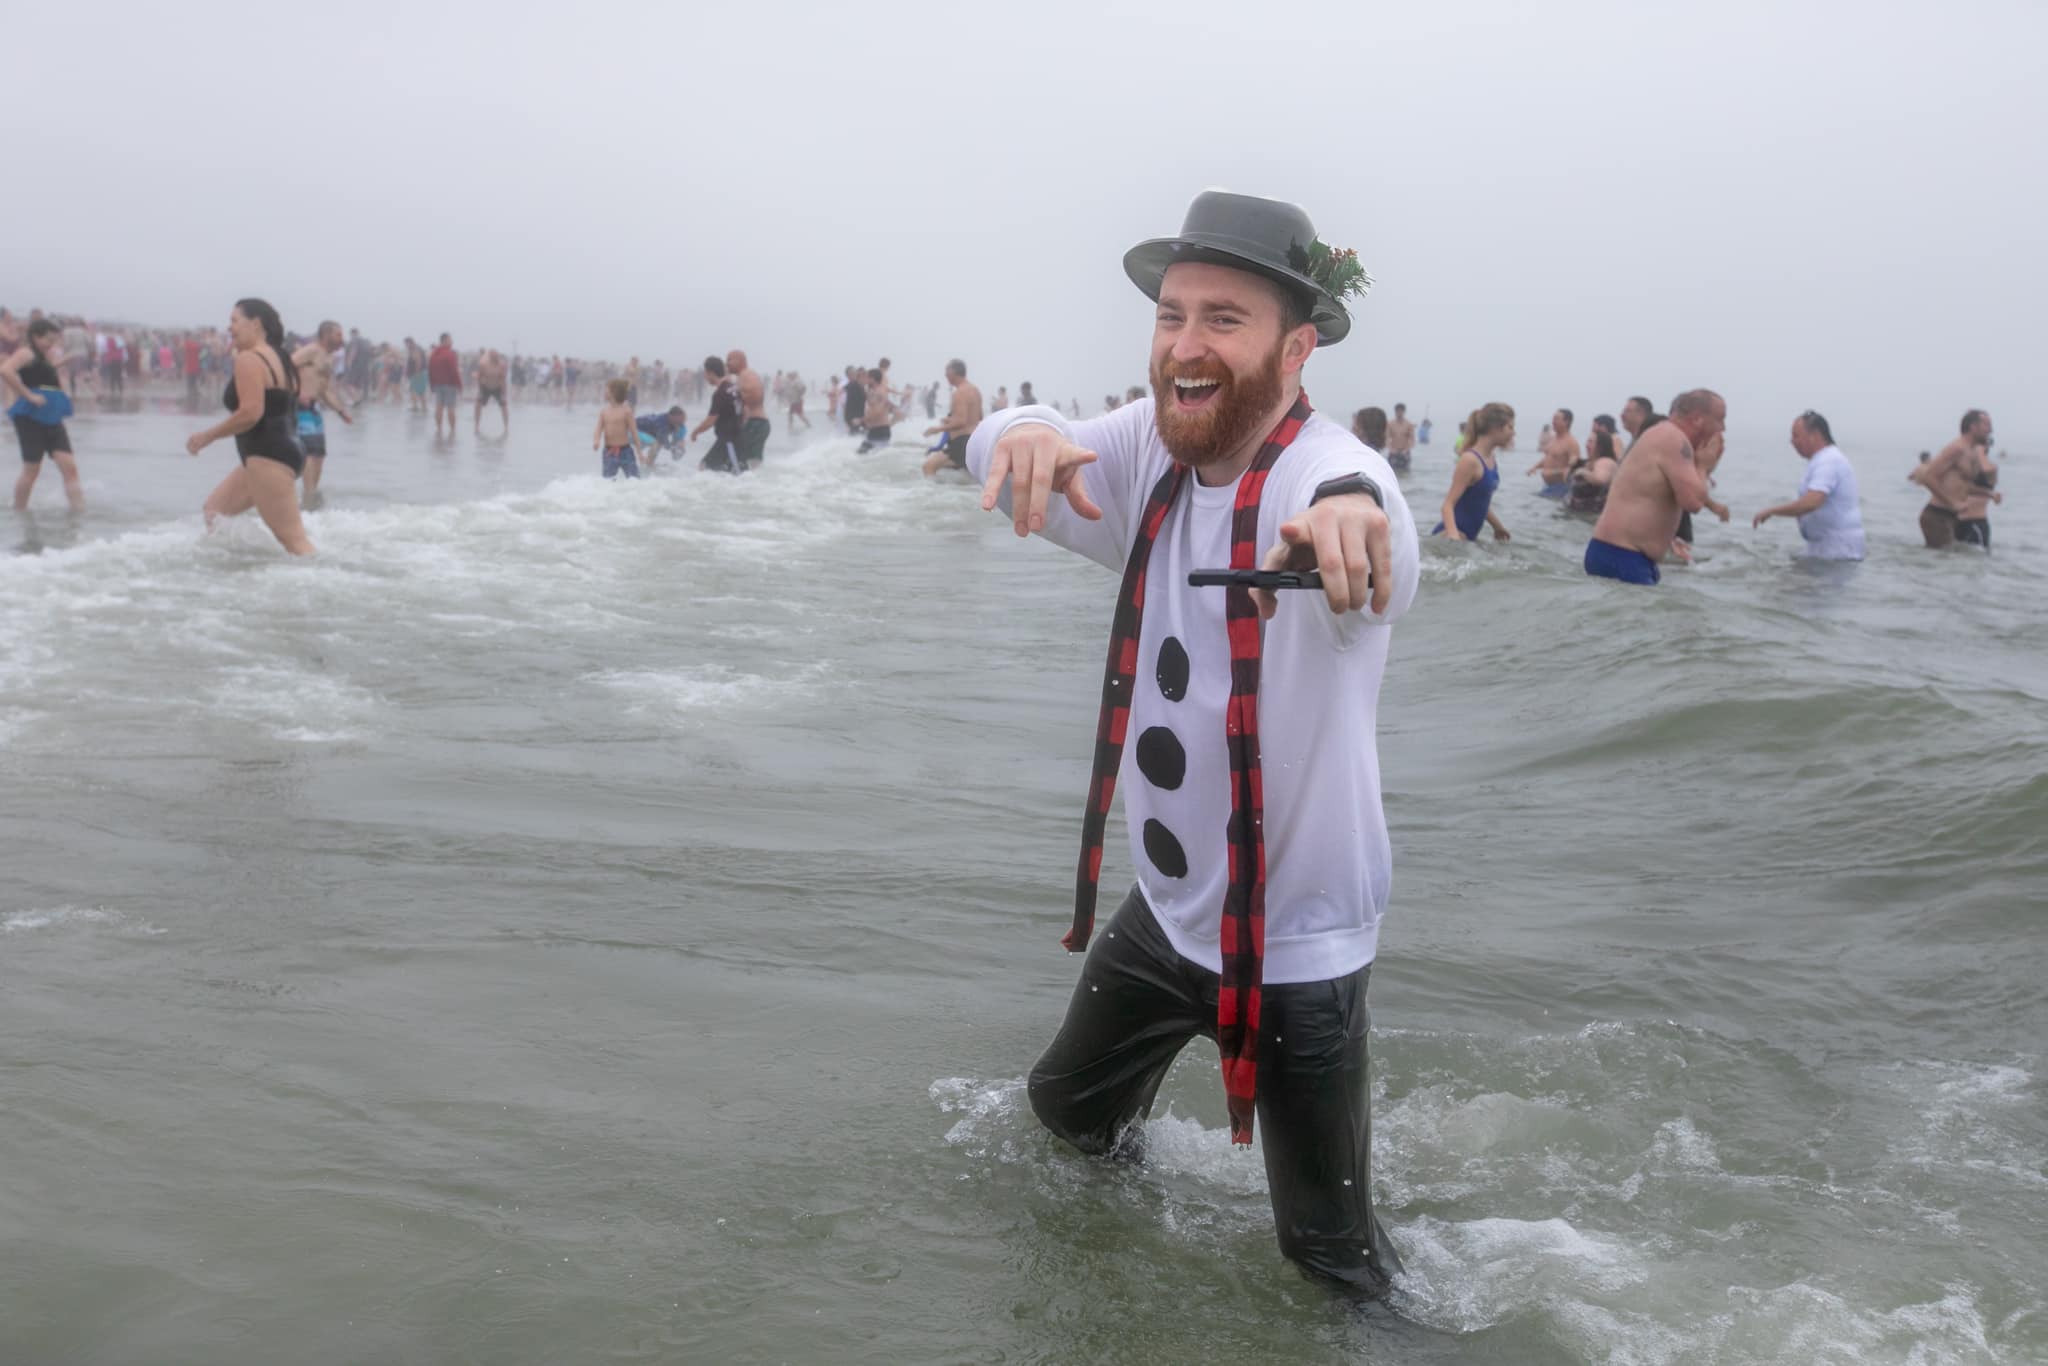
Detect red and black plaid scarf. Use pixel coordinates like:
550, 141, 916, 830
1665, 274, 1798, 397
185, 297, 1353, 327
1066, 391, 1313, 1145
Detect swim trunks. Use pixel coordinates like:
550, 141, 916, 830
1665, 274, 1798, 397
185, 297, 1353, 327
1919, 504, 1959, 549
602, 444, 640, 480
433, 384, 459, 409
1537, 480, 1570, 499
739, 416, 771, 468
699, 439, 743, 475
11, 415, 71, 464
945, 432, 968, 469
1584, 536, 1661, 585
296, 403, 327, 458
1955, 517, 1991, 551
410, 371, 429, 395
857, 425, 892, 454
477, 385, 506, 405
1387, 451, 1411, 475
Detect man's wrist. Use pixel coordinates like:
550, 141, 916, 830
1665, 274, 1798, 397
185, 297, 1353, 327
1311, 473, 1383, 510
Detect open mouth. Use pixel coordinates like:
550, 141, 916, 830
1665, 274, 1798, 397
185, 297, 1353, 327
1172, 375, 1223, 411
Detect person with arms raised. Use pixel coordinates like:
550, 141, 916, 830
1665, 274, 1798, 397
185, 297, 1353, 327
966, 190, 1418, 1295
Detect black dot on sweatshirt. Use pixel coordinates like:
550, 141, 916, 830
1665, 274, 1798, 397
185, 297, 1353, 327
1135, 726, 1186, 791
1143, 819, 1189, 879
1156, 636, 1189, 702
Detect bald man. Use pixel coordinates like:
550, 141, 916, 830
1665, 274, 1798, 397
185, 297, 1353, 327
1583, 389, 1725, 585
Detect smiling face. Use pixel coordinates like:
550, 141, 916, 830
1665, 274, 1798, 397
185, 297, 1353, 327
1148, 261, 1314, 469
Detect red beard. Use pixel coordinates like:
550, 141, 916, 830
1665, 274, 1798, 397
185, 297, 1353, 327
1151, 342, 1285, 470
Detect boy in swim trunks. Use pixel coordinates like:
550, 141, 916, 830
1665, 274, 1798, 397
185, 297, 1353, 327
594, 379, 640, 479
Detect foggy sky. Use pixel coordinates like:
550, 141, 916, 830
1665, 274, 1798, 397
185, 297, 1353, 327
10, 0, 2044, 447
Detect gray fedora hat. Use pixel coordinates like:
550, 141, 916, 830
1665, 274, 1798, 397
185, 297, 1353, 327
1123, 190, 1353, 345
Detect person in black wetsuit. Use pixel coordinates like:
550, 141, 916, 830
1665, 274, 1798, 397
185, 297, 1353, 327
2, 319, 85, 512
185, 298, 314, 555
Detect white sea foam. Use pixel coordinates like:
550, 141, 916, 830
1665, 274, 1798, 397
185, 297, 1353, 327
589, 664, 824, 723
0, 434, 933, 751
2, 905, 161, 936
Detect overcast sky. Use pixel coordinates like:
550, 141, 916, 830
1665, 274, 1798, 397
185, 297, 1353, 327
9, 0, 2043, 446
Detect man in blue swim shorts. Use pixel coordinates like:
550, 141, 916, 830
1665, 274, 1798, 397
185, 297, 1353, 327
1585, 388, 1723, 586
290, 320, 355, 502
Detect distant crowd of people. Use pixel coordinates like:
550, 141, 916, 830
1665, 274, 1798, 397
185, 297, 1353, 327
2, 302, 2011, 575
1341, 394, 2005, 582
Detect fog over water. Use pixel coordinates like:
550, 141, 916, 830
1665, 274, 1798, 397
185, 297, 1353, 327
9, 0, 2044, 444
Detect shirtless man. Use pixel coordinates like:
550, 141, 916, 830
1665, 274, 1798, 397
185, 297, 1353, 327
1527, 408, 1580, 495
1910, 409, 1994, 548
856, 368, 894, 453
920, 358, 984, 477
1583, 389, 1724, 586
474, 349, 510, 437
1954, 436, 2001, 550
291, 321, 355, 502
1385, 402, 1416, 475
991, 385, 1009, 412
728, 349, 771, 469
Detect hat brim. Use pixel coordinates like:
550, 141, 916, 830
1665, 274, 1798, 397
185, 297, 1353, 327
1123, 236, 1351, 345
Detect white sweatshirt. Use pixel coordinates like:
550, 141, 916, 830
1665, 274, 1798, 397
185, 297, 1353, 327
968, 399, 1420, 983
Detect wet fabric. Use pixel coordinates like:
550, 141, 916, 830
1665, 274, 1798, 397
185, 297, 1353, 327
601, 445, 640, 480
1584, 536, 1660, 586
1433, 452, 1500, 538
1029, 888, 1403, 1294
1067, 392, 1311, 1145
739, 416, 771, 468
11, 415, 71, 463
222, 353, 303, 475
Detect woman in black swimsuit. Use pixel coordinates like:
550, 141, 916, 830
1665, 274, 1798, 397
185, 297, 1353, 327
1, 319, 85, 512
185, 298, 314, 556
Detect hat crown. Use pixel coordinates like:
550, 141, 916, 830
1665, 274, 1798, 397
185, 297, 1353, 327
1177, 190, 1317, 268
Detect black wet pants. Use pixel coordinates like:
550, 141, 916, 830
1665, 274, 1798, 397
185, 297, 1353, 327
1027, 887, 1404, 1294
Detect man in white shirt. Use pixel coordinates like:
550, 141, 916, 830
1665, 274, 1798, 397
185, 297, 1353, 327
967, 190, 1418, 1294
1752, 410, 1865, 560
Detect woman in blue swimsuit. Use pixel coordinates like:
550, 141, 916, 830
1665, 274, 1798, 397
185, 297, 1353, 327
1434, 402, 1515, 542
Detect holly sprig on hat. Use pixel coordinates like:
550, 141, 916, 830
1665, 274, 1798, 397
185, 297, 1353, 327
1295, 240, 1374, 302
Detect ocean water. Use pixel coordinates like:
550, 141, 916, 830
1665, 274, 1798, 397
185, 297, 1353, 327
3, 397, 2042, 1364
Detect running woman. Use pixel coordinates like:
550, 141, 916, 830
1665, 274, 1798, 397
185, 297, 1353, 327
185, 299, 314, 556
